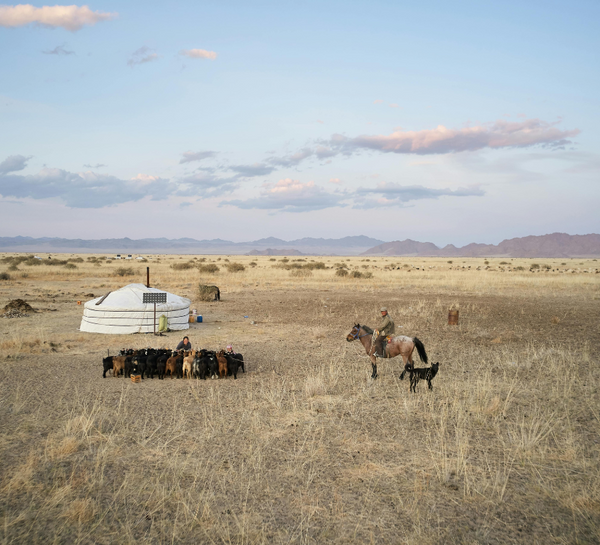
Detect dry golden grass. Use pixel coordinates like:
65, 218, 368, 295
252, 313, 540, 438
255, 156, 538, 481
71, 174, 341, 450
0, 252, 599, 543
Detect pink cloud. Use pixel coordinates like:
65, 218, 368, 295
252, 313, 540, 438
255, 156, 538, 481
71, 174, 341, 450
389, 103, 399, 108
179, 48, 217, 60
0, 4, 116, 31
268, 178, 314, 194
329, 178, 342, 184
329, 119, 580, 155
373, 99, 383, 104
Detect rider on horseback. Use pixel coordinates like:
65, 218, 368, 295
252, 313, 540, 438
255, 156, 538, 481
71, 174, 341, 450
373, 307, 395, 358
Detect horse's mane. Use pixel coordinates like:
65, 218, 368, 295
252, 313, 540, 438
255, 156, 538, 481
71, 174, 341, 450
361, 325, 373, 334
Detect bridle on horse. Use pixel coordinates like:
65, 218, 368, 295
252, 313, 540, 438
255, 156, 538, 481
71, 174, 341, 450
350, 325, 371, 340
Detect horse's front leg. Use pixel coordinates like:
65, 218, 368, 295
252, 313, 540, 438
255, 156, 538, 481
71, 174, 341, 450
371, 363, 378, 379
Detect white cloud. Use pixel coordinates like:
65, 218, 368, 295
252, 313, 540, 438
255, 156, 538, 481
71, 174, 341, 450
223, 178, 346, 212
389, 103, 399, 108
373, 99, 383, 104
329, 178, 342, 184
179, 48, 217, 60
0, 4, 116, 31
128, 46, 158, 68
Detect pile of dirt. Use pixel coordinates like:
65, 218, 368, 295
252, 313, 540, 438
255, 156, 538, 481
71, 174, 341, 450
2, 309, 30, 318
3, 299, 35, 313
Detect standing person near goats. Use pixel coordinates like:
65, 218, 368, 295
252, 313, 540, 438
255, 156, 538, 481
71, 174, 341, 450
373, 307, 395, 358
176, 336, 192, 351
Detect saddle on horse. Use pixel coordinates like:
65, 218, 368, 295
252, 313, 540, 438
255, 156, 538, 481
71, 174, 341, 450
373, 330, 393, 358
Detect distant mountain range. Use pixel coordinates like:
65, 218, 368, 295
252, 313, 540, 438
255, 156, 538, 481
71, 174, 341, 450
0, 235, 384, 256
363, 233, 600, 258
0, 233, 598, 257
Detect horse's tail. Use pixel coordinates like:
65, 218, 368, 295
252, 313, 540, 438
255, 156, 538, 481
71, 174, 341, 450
413, 337, 428, 364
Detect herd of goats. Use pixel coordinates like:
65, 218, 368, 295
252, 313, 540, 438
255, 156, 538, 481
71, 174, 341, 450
102, 348, 244, 381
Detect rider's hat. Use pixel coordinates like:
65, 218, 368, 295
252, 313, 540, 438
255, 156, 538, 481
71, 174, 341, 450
380, 307, 387, 312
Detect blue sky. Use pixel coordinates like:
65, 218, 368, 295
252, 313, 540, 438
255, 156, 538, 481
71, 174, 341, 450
0, 1, 598, 245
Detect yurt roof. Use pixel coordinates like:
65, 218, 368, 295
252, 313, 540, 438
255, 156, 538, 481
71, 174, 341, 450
80, 284, 191, 334
84, 284, 190, 311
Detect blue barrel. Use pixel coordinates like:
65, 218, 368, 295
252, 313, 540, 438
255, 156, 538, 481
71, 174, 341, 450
196, 315, 203, 323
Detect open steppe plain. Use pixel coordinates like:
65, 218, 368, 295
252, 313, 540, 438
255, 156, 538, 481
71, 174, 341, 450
1, 253, 599, 544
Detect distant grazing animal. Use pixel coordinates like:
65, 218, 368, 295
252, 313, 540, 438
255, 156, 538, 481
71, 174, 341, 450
225, 353, 242, 379
227, 352, 245, 374
183, 350, 194, 379
206, 351, 219, 379
102, 356, 114, 378
194, 350, 209, 379
346, 323, 428, 380
146, 350, 157, 379
157, 353, 168, 380
124, 356, 134, 378
175, 351, 184, 379
409, 362, 440, 393
165, 352, 178, 378
217, 350, 228, 378
112, 356, 126, 377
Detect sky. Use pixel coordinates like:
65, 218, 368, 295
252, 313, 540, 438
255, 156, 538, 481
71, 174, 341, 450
0, 0, 598, 246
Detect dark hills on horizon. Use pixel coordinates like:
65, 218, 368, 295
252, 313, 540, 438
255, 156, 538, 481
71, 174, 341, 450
0, 233, 598, 257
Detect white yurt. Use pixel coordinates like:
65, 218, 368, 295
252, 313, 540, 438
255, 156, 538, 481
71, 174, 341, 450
80, 283, 191, 334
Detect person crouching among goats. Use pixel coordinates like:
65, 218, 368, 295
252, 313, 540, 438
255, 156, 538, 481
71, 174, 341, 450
373, 307, 395, 358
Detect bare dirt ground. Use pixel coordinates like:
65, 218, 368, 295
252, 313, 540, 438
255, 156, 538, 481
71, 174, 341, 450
1, 254, 599, 544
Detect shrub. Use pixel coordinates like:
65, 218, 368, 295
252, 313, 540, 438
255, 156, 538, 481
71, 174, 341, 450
447, 260, 453, 264
249, 261, 257, 267
363, 272, 373, 279
531, 264, 540, 270
198, 264, 219, 273
500, 261, 508, 265
351, 270, 363, 278
0, 272, 11, 280
279, 258, 289, 263
171, 262, 194, 270
305, 261, 326, 270
269, 258, 276, 261
114, 267, 135, 276
69, 257, 84, 263
64, 263, 78, 270
290, 268, 312, 278
24, 258, 42, 266
8, 264, 19, 271
484, 260, 489, 265
514, 266, 525, 271
335, 268, 348, 277
226, 262, 245, 273
20, 272, 29, 278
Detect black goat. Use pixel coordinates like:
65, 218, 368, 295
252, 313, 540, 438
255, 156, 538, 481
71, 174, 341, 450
409, 362, 440, 393
102, 356, 114, 378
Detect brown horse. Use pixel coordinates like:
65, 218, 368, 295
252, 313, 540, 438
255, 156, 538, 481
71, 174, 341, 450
346, 324, 428, 379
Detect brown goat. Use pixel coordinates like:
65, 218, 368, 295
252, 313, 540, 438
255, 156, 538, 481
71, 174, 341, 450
217, 350, 228, 378
165, 353, 178, 378
183, 350, 194, 379
112, 356, 126, 377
